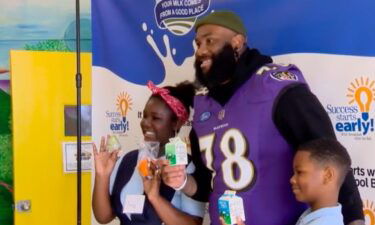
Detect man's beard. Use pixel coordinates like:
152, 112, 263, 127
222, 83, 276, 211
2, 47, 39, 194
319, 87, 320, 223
194, 43, 237, 90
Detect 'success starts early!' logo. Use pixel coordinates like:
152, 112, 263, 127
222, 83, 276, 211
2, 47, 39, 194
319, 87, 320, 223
106, 92, 133, 134
327, 77, 375, 140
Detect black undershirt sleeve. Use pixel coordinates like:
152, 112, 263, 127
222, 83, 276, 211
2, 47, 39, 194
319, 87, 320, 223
189, 128, 212, 202
273, 83, 336, 148
273, 83, 364, 224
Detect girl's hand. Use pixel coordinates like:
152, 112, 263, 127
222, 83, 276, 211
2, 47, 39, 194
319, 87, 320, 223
142, 160, 162, 201
93, 136, 119, 176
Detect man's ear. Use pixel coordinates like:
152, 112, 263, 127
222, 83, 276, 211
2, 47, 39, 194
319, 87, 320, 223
231, 34, 246, 52
323, 166, 335, 184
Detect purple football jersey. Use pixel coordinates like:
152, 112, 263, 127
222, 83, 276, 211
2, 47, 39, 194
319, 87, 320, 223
193, 64, 307, 225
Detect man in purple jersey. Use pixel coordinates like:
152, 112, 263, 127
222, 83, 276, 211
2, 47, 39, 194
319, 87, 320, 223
161, 10, 364, 225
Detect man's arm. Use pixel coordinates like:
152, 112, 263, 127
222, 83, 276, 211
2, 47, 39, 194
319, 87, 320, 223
143, 165, 203, 225
188, 128, 213, 201
148, 193, 203, 225
160, 129, 212, 201
273, 84, 364, 225
273, 84, 336, 148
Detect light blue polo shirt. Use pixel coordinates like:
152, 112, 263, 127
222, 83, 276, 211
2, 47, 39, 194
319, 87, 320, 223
295, 204, 344, 225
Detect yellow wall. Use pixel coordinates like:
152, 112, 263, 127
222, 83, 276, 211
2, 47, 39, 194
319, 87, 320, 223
10, 51, 92, 225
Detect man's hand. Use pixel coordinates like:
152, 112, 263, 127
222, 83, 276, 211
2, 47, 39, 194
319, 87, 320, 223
347, 220, 365, 225
160, 159, 187, 189
219, 217, 245, 225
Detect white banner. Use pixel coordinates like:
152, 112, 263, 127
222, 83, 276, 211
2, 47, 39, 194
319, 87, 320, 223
92, 1, 375, 224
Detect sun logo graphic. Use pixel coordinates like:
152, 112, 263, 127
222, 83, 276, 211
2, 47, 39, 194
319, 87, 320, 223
154, 0, 210, 36
363, 199, 375, 225
347, 77, 375, 121
117, 92, 133, 119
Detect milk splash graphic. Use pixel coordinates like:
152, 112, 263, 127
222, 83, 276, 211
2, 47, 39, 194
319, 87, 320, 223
142, 22, 195, 86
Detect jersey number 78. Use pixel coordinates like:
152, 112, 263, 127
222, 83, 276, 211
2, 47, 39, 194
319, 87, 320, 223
199, 128, 255, 191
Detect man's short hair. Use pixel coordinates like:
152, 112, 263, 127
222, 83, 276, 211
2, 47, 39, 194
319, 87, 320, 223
298, 138, 352, 186
194, 10, 247, 36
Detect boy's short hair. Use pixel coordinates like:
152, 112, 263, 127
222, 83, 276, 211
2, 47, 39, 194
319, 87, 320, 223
298, 138, 352, 186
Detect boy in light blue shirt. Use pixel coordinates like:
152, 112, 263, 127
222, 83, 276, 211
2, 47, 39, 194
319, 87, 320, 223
291, 138, 352, 225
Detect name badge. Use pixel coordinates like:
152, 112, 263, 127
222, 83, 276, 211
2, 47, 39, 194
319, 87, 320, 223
123, 194, 145, 214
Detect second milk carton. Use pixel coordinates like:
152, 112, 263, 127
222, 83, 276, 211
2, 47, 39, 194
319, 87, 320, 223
218, 190, 245, 225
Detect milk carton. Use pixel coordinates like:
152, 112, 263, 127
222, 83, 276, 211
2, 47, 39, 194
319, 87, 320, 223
218, 190, 245, 225
165, 137, 187, 165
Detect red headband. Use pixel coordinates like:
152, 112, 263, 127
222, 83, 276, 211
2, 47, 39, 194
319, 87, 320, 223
147, 81, 189, 123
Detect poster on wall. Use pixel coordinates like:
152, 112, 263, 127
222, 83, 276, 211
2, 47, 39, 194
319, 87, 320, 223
1, 1, 92, 224
92, 0, 375, 224
62, 142, 93, 173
